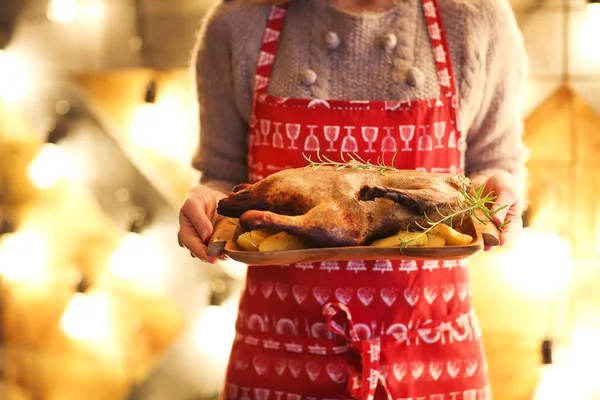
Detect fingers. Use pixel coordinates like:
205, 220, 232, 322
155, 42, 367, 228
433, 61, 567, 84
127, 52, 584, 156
498, 208, 523, 247
181, 198, 215, 242
476, 173, 523, 250
178, 190, 220, 263
177, 224, 218, 264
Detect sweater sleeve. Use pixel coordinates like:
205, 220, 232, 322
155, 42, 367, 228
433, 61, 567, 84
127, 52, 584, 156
191, 3, 250, 194
464, 0, 529, 196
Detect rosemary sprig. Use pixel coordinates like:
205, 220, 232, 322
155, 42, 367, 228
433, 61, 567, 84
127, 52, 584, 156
302, 150, 510, 248
399, 182, 508, 248
303, 150, 398, 174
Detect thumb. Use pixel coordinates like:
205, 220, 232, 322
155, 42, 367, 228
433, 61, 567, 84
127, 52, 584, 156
490, 190, 520, 228
491, 197, 509, 227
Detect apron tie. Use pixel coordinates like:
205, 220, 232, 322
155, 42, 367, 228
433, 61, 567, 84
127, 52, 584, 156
322, 302, 393, 400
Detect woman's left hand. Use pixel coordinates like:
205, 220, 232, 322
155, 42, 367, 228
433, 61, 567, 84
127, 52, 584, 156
471, 171, 523, 251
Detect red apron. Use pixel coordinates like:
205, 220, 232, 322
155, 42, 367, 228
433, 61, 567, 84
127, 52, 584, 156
223, 1, 491, 399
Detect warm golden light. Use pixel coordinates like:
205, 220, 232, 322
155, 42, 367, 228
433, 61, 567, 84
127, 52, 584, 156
0, 50, 31, 103
569, 328, 600, 393
27, 144, 81, 189
80, 0, 106, 20
109, 232, 166, 292
534, 329, 600, 399
47, 0, 78, 23
533, 364, 583, 400
129, 100, 193, 160
0, 231, 48, 282
577, 3, 600, 67
60, 292, 112, 341
194, 299, 237, 361
500, 229, 571, 299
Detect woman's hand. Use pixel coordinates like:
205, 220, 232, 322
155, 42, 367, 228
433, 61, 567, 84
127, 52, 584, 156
470, 171, 523, 251
177, 184, 227, 263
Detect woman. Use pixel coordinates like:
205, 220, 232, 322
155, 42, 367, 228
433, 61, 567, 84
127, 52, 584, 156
178, 0, 527, 398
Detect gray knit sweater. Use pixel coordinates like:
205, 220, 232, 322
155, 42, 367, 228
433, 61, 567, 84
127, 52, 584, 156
191, 0, 528, 195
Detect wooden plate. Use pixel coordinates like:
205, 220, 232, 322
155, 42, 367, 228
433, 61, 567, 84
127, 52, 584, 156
207, 213, 500, 266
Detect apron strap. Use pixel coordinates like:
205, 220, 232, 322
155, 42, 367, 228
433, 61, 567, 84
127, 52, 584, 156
253, 5, 288, 94
322, 303, 393, 400
420, 0, 459, 101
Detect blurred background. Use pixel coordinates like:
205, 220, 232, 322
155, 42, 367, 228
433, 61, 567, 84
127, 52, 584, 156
0, 0, 599, 399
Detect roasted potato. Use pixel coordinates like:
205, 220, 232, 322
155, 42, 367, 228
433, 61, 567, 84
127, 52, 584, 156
236, 229, 274, 252
370, 231, 428, 247
429, 224, 473, 246
426, 233, 446, 246
258, 231, 309, 252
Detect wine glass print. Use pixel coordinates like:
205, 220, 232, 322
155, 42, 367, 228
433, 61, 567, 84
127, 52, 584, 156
418, 125, 433, 151
381, 127, 397, 152
285, 123, 301, 149
398, 125, 415, 151
384, 100, 402, 111
341, 126, 358, 153
272, 122, 284, 148
240, 388, 251, 400
433, 121, 446, 149
260, 119, 271, 146
361, 127, 378, 153
323, 126, 340, 152
448, 130, 456, 148
304, 125, 320, 151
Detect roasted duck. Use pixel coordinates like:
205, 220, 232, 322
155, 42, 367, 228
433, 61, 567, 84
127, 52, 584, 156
217, 167, 470, 248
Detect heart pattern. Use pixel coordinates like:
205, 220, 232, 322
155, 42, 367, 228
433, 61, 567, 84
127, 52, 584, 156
233, 353, 249, 371
429, 362, 444, 380
275, 282, 289, 301
411, 362, 425, 380
441, 283, 455, 302
305, 361, 322, 381
261, 281, 274, 299
313, 287, 331, 305
335, 288, 354, 304
253, 355, 270, 376
381, 288, 399, 306
424, 286, 438, 304
465, 359, 479, 377
326, 363, 347, 383
404, 288, 420, 306
457, 283, 469, 302
247, 279, 258, 296
447, 360, 461, 378
273, 357, 287, 376
357, 288, 376, 306
292, 285, 308, 304
393, 363, 407, 381
288, 359, 303, 378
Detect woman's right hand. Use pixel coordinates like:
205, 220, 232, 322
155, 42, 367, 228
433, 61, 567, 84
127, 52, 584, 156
178, 184, 227, 263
